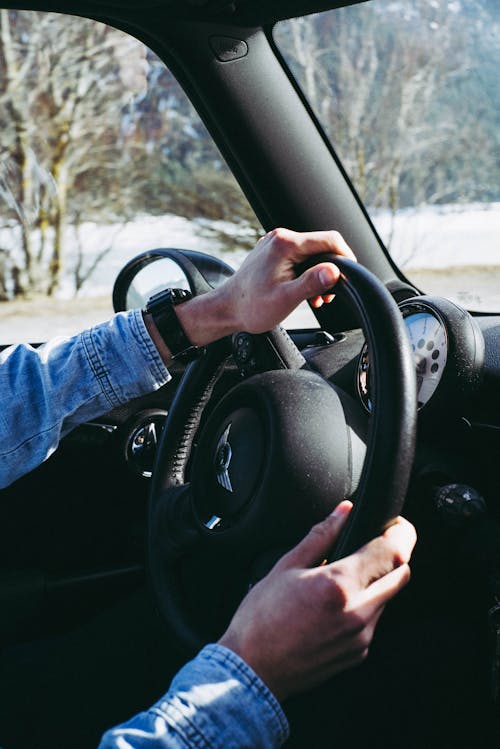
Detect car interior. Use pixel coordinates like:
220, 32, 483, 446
0, 0, 499, 747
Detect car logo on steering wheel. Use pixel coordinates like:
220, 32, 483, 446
215, 423, 233, 493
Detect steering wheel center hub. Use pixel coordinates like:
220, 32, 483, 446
190, 369, 362, 541
214, 431, 232, 481
194, 406, 266, 525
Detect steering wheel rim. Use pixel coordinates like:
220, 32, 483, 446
148, 257, 417, 651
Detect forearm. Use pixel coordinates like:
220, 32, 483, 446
0, 275, 264, 488
0, 310, 170, 488
0, 228, 351, 487
98, 644, 289, 749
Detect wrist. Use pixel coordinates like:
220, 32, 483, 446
175, 285, 240, 347
218, 630, 285, 702
144, 287, 203, 364
144, 284, 241, 365
143, 311, 172, 364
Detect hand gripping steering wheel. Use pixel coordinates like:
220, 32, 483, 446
147, 257, 417, 652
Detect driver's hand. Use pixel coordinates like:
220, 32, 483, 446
172, 228, 355, 354
220, 228, 356, 334
219, 501, 416, 702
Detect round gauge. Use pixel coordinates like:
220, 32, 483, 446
357, 346, 372, 412
357, 295, 484, 415
402, 306, 448, 409
357, 301, 448, 412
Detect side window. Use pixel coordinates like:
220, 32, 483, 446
275, 1, 500, 311
0, 11, 263, 342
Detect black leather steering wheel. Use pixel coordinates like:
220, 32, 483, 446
148, 257, 417, 652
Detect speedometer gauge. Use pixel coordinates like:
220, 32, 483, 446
357, 295, 484, 415
357, 302, 447, 412
402, 307, 447, 409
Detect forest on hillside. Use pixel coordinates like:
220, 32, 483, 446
276, 0, 499, 212
0, 0, 498, 301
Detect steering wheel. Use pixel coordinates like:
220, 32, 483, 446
148, 257, 417, 652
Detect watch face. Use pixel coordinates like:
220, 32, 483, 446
147, 287, 192, 311
147, 288, 201, 362
171, 288, 192, 304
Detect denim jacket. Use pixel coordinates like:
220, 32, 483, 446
99, 644, 289, 749
0, 310, 169, 489
0, 311, 289, 748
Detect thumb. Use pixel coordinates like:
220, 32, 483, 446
285, 262, 340, 309
282, 501, 353, 569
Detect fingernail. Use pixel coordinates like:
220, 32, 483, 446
329, 500, 353, 518
319, 268, 334, 287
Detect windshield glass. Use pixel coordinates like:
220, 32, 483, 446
2, 12, 309, 343
274, 0, 500, 311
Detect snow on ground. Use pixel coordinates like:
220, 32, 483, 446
371, 202, 500, 311
372, 202, 500, 270
0, 214, 252, 299
0, 202, 499, 342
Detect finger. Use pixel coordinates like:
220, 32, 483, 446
289, 261, 340, 306
310, 292, 336, 308
291, 229, 357, 262
282, 501, 353, 570
340, 517, 416, 589
384, 517, 417, 564
362, 562, 412, 609
310, 296, 324, 309
278, 262, 338, 313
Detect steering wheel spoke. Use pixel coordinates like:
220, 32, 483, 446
150, 484, 202, 560
232, 325, 307, 378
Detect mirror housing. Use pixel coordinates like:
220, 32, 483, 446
112, 248, 235, 312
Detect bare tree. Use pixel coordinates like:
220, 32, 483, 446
276, 0, 498, 240
0, 11, 147, 297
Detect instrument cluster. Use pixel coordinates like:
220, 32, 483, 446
357, 296, 484, 414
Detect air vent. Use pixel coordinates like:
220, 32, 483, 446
123, 409, 168, 479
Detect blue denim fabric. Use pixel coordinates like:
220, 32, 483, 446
0, 309, 170, 488
0, 311, 290, 747
99, 644, 289, 749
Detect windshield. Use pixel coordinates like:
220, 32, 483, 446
274, 0, 500, 311
0, 11, 273, 342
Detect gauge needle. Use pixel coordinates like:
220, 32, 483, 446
415, 354, 426, 374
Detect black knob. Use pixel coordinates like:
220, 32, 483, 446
433, 483, 486, 526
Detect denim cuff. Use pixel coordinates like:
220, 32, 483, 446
81, 309, 171, 409
152, 643, 289, 748
100, 643, 289, 748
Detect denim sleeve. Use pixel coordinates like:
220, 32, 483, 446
98, 644, 289, 749
0, 309, 170, 488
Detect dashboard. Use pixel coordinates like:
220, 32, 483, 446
79, 290, 496, 504
6, 274, 496, 581
3, 279, 500, 654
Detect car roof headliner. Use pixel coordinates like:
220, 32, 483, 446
3, 0, 368, 26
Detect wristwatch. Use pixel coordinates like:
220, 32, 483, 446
144, 288, 203, 362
